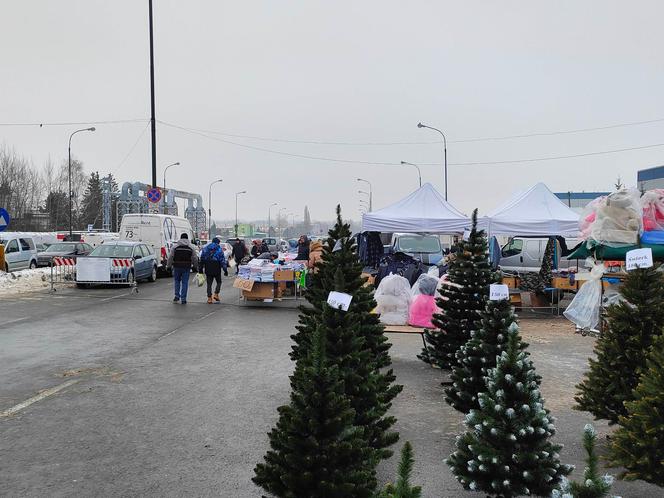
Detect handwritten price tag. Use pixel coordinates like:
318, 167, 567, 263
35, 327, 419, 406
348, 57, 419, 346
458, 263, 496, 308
626, 248, 653, 271
489, 283, 509, 301
327, 291, 353, 311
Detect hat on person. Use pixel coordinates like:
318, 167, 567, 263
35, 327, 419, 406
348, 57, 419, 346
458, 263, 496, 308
180, 233, 189, 239
212, 237, 220, 244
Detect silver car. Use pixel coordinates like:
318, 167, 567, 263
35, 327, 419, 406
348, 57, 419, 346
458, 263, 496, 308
0, 235, 38, 272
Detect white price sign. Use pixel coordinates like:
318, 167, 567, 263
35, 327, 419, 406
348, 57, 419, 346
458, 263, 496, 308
327, 291, 353, 311
626, 248, 653, 271
489, 283, 509, 301
462, 229, 470, 241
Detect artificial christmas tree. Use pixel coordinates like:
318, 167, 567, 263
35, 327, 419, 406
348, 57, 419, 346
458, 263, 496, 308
253, 326, 376, 498
376, 441, 422, 498
575, 266, 664, 424
445, 298, 530, 414
291, 206, 402, 462
419, 209, 498, 370
446, 326, 572, 497
608, 332, 664, 487
552, 424, 615, 498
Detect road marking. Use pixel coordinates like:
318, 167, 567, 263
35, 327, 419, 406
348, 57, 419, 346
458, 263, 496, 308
0, 379, 80, 418
0, 316, 30, 327
156, 309, 220, 341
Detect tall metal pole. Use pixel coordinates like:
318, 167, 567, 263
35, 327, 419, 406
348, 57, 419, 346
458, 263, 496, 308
68, 127, 95, 240
356, 178, 372, 211
417, 123, 448, 200
208, 179, 222, 236
235, 191, 246, 237
268, 202, 277, 237
400, 161, 422, 188
149, 0, 157, 187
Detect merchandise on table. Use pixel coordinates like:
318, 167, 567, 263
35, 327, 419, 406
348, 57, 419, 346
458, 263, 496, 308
374, 274, 411, 325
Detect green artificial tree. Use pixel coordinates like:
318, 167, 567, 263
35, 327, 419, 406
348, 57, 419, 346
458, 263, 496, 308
376, 441, 422, 498
419, 209, 498, 370
253, 326, 376, 497
608, 332, 664, 487
445, 298, 530, 414
446, 326, 572, 497
520, 237, 555, 295
552, 424, 615, 498
575, 266, 664, 424
291, 206, 402, 463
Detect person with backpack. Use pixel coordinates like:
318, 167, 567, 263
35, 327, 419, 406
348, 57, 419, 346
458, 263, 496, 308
166, 233, 199, 304
231, 238, 247, 274
198, 237, 228, 304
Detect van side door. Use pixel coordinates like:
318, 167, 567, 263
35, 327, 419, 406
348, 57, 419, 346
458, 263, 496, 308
4, 239, 21, 270
18, 238, 33, 269
523, 239, 543, 269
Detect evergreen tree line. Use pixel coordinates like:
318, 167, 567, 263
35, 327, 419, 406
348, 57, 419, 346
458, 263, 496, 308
0, 145, 119, 232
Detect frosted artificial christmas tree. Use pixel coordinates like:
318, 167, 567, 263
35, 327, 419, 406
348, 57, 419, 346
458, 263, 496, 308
446, 326, 572, 497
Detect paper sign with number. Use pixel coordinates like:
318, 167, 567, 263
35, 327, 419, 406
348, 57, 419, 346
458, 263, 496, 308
626, 248, 653, 271
462, 229, 470, 241
327, 291, 353, 311
489, 283, 509, 301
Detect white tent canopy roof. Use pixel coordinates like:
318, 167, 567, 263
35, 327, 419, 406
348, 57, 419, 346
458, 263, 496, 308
480, 182, 580, 236
361, 182, 470, 233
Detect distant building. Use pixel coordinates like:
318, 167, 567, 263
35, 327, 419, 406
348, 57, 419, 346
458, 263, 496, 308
554, 192, 610, 213
637, 165, 664, 191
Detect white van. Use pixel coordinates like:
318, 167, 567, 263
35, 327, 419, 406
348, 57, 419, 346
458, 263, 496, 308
82, 232, 119, 248
119, 214, 194, 271
499, 236, 581, 273
0, 233, 39, 272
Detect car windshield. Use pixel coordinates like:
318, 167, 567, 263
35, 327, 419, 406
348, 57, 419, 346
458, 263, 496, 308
397, 235, 442, 253
89, 244, 134, 258
45, 243, 76, 252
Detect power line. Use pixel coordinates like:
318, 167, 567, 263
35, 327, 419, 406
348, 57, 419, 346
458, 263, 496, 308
160, 119, 664, 167
158, 116, 664, 146
0, 119, 149, 127
109, 121, 152, 176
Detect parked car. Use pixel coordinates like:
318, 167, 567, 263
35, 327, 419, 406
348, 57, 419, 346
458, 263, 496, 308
36, 242, 93, 267
262, 237, 278, 252
388, 233, 444, 266
278, 239, 290, 253
85, 241, 158, 284
0, 234, 38, 272
220, 242, 234, 262
499, 236, 581, 273
119, 214, 194, 273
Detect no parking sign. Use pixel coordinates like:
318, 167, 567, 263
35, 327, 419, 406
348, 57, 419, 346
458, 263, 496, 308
146, 187, 162, 203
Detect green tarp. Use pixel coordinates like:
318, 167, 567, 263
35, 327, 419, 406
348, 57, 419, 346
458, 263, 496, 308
567, 240, 664, 261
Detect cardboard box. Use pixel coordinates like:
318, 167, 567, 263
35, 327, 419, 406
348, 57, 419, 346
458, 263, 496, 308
242, 282, 275, 299
274, 270, 295, 281
233, 278, 255, 291
502, 276, 519, 289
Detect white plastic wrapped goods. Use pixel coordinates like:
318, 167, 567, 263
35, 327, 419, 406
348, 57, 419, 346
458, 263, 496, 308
563, 260, 604, 330
641, 189, 664, 232
410, 273, 439, 298
590, 189, 641, 246
374, 273, 411, 325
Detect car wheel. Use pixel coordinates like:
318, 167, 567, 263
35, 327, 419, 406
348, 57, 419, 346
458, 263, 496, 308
29, 260, 37, 269
126, 270, 135, 286
148, 265, 157, 282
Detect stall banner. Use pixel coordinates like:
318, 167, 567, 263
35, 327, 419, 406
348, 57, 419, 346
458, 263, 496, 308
489, 283, 510, 301
626, 248, 653, 271
327, 291, 353, 311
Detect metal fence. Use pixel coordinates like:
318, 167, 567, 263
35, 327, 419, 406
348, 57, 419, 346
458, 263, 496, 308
49, 257, 138, 293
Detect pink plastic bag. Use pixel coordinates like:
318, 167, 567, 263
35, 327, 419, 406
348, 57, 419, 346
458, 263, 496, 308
641, 189, 664, 231
408, 294, 436, 328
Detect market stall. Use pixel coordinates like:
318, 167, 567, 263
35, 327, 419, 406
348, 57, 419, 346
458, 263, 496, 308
234, 258, 307, 304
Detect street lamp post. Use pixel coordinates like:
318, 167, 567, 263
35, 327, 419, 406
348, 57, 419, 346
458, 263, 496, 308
68, 127, 95, 239
278, 207, 287, 237
400, 161, 422, 188
268, 202, 278, 237
208, 179, 223, 236
162, 161, 180, 191
417, 122, 448, 200
235, 190, 247, 237
356, 178, 372, 211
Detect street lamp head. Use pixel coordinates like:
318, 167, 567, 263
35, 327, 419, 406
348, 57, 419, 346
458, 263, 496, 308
400, 160, 407, 165
88, 127, 96, 132
417, 122, 424, 128
174, 162, 180, 166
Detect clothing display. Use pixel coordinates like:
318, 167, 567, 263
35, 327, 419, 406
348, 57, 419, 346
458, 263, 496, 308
357, 231, 384, 268
375, 252, 424, 287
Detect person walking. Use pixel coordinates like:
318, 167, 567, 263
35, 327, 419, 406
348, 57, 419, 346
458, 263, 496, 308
166, 233, 199, 304
250, 239, 261, 258
296, 235, 310, 261
198, 237, 228, 304
232, 238, 247, 274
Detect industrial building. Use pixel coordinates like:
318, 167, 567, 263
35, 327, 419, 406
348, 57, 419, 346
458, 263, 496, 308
554, 191, 610, 213
637, 165, 664, 191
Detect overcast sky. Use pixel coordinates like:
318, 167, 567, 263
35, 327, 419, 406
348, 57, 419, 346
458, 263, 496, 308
2, 1, 664, 224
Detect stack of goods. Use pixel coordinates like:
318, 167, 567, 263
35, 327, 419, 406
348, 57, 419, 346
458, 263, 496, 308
237, 259, 306, 282
375, 252, 424, 287
374, 274, 412, 325
408, 273, 439, 328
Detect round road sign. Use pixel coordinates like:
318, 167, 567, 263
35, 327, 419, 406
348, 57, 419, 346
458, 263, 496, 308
146, 187, 162, 203
0, 208, 10, 232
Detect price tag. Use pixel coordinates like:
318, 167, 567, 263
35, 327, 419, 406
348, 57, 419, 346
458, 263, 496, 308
489, 283, 509, 301
626, 248, 653, 271
462, 229, 470, 241
327, 291, 353, 311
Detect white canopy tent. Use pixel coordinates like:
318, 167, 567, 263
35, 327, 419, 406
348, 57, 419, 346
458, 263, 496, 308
361, 182, 470, 233
479, 182, 580, 236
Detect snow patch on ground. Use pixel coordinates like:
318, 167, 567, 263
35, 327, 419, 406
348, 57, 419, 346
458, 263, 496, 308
0, 268, 52, 296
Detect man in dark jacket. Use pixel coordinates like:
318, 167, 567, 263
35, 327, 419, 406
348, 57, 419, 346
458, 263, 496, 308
231, 238, 247, 274
166, 233, 199, 304
199, 237, 228, 304
296, 235, 310, 261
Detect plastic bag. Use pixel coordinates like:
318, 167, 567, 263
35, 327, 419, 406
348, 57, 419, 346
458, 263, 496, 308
590, 189, 641, 246
196, 273, 206, 287
408, 294, 436, 328
579, 195, 606, 239
641, 189, 664, 232
374, 273, 411, 325
563, 259, 604, 329
410, 273, 439, 298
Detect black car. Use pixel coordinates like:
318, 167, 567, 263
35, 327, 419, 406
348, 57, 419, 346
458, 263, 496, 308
36, 242, 93, 267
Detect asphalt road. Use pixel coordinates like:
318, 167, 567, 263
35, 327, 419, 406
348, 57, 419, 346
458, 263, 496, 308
1, 276, 662, 497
